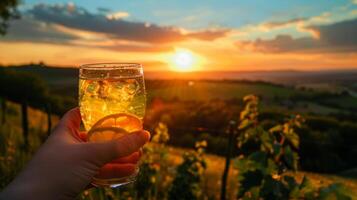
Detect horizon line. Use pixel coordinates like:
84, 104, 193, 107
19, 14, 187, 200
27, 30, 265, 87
1, 63, 357, 73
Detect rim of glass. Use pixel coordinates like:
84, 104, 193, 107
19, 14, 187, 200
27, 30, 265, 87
80, 63, 142, 70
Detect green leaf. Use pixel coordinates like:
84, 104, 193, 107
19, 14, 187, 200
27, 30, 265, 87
300, 176, 313, 190
250, 152, 267, 168
266, 158, 278, 174
283, 146, 299, 170
243, 94, 258, 102
284, 175, 297, 190
237, 170, 264, 198
260, 131, 274, 153
235, 157, 252, 174
285, 131, 300, 149
283, 176, 299, 199
260, 175, 289, 199
269, 125, 283, 133
273, 143, 282, 158
240, 109, 249, 120
239, 119, 253, 130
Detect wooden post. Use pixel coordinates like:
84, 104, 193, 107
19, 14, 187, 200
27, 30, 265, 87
1, 98, 6, 124
46, 103, 52, 136
21, 101, 29, 149
220, 120, 236, 200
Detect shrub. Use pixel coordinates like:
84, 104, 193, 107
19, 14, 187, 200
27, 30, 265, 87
136, 122, 171, 199
234, 95, 352, 199
168, 141, 207, 200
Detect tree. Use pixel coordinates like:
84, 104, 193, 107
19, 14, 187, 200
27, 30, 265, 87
0, 69, 49, 149
0, 0, 20, 35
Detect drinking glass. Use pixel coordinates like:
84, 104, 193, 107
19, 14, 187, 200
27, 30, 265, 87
79, 63, 146, 187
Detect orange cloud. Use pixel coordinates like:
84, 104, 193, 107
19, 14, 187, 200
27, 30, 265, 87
236, 18, 357, 53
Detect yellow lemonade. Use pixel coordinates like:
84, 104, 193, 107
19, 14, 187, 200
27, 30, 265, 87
78, 63, 146, 187
79, 76, 146, 132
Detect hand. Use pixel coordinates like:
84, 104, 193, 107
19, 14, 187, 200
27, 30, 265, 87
0, 108, 150, 200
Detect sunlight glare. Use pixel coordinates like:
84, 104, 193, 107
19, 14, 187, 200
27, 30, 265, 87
172, 49, 195, 72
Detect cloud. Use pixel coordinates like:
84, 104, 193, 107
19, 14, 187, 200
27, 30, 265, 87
236, 18, 357, 53
311, 18, 357, 45
106, 11, 129, 20
27, 3, 228, 44
3, 17, 78, 43
1, 16, 172, 52
97, 7, 111, 13
262, 18, 307, 29
236, 12, 333, 39
0, 3, 229, 53
187, 29, 230, 41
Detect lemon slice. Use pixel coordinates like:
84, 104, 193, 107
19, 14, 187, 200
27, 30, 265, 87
91, 113, 142, 133
87, 113, 142, 142
88, 127, 128, 142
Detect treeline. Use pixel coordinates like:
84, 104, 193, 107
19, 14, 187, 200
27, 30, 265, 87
0, 68, 77, 114
1, 63, 77, 77
289, 90, 357, 111
145, 79, 287, 90
0, 68, 76, 148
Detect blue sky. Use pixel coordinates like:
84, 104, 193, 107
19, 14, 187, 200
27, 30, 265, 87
1, 0, 356, 70
22, 0, 355, 29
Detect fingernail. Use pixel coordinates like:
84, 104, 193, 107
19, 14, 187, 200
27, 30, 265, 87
142, 130, 150, 141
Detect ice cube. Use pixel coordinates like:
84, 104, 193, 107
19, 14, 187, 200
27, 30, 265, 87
97, 80, 110, 98
123, 79, 139, 96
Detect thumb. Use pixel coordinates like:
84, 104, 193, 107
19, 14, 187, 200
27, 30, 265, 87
57, 107, 81, 133
83, 130, 150, 166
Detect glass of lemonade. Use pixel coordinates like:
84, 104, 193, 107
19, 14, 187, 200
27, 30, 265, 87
79, 63, 146, 187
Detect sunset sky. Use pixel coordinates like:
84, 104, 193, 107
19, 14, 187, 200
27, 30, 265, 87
0, 0, 357, 71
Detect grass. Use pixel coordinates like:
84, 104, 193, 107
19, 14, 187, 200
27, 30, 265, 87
321, 95, 357, 110
0, 101, 59, 188
263, 102, 341, 115
147, 80, 357, 118
148, 81, 297, 101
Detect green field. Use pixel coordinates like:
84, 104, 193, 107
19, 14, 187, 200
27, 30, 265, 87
148, 81, 297, 101
1, 102, 357, 199
146, 80, 357, 117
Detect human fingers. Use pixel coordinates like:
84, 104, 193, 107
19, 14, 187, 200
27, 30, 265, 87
95, 163, 137, 179
111, 151, 141, 164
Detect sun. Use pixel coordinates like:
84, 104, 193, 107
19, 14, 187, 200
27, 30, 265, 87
163, 48, 204, 71
172, 49, 195, 72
